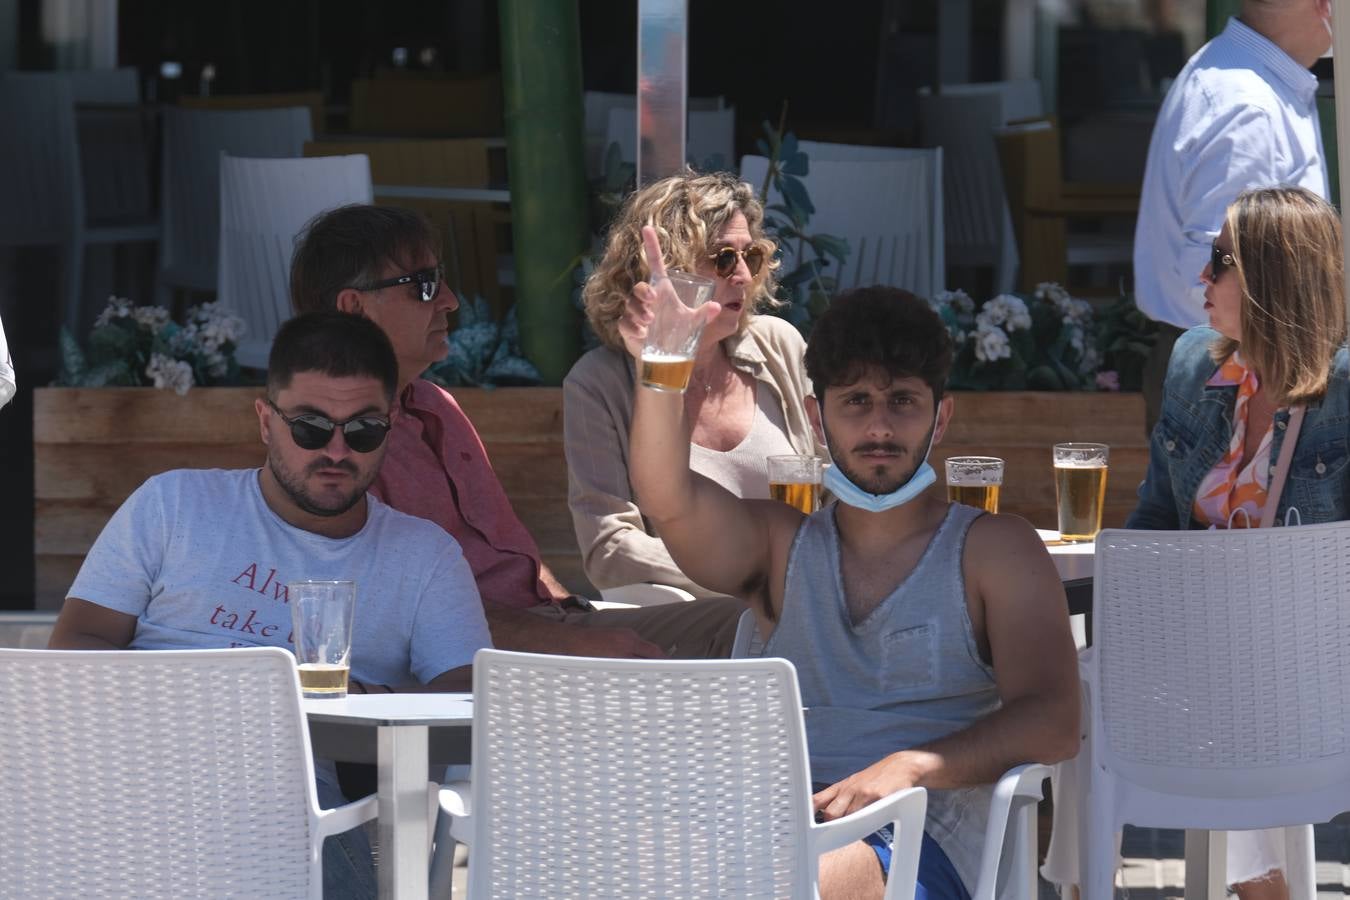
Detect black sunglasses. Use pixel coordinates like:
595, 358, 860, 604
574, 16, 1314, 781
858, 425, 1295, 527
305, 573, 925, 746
267, 400, 391, 453
707, 245, 766, 279
1210, 241, 1236, 280
359, 264, 445, 302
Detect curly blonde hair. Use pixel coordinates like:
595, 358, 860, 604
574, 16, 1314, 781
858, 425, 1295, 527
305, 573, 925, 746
582, 170, 780, 351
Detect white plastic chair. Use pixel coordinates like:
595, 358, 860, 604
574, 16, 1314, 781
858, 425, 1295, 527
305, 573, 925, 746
917, 87, 1019, 294
1077, 525, 1350, 900
0, 74, 160, 331
435, 648, 927, 899
741, 148, 945, 300
61, 66, 141, 104
730, 607, 1051, 900
158, 105, 313, 304
922, 80, 1044, 123
217, 153, 373, 368
603, 104, 737, 171
0, 646, 376, 899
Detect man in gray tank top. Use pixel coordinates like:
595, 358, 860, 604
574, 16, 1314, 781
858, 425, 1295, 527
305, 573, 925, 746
623, 230, 1080, 900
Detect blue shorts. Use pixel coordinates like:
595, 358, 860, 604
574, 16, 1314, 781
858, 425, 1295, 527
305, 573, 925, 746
815, 783, 970, 900
865, 825, 971, 900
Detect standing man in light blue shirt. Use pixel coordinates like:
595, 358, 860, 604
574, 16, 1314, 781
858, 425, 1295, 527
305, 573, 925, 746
1135, 1, 1332, 433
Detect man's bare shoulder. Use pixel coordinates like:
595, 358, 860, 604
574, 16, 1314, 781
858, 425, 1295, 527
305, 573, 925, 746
962, 511, 1059, 578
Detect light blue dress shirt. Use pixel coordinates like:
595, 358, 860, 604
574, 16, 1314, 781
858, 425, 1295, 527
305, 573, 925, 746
1133, 17, 1327, 328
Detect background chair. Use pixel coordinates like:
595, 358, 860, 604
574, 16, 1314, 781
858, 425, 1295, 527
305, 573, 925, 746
995, 120, 1137, 293
0, 74, 159, 332
604, 104, 737, 173
180, 90, 326, 137
1077, 525, 1350, 900
583, 91, 726, 175
435, 649, 927, 899
740, 147, 945, 300
0, 646, 375, 899
157, 105, 313, 307
217, 154, 373, 368
729, 607, 1052, 900
916, 86, 1022, 295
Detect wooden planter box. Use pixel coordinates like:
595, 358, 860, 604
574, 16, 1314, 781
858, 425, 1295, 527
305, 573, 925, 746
33, 387, 1147, 610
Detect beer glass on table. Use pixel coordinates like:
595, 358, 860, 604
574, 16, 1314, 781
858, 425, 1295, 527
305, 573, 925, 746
1053, 443, 1109, 542
767, 454, 823, 514
289, 580, 356, 698
639, 271, 716, 393
945, 456, 1003, 514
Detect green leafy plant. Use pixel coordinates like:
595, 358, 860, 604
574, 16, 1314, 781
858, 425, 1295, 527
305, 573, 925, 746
933, 284, 1105, 391
753, 119, 851, 335
1093, 292, 1158, 392
425, 296, 542, 389
55, 297, 246, 394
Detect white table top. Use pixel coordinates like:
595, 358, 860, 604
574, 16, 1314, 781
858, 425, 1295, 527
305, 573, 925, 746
303, 692, 473, 727
1036, 529, 1095, 582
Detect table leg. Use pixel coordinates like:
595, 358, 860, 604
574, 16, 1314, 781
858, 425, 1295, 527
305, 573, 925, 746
1183, 829, 1226, 900
377, 724, 429, 900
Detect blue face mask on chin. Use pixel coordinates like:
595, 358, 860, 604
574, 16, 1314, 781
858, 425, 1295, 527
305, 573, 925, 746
821, 408, 940, 513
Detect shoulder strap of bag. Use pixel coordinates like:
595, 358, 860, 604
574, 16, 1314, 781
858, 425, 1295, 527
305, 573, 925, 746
1259, 405, 1305, 528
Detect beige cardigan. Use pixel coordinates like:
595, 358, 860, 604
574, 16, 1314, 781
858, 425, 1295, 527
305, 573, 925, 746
563, 316, 823, 597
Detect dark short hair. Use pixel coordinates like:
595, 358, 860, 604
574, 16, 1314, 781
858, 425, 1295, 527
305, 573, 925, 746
267, 311, 399, 402
290, 204, 440, 315
804, 286, 953, 401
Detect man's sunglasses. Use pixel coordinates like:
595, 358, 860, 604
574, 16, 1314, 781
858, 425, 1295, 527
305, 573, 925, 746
360, 264, 445, 302
1210, 242, 1237, 280
267, 400, 391, 453
707, 245, 766, 279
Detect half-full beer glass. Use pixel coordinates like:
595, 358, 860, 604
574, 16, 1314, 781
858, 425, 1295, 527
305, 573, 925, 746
767, 454, 823, 514
639, 271, 716, 392
945, 456, 1004, 513
1053, 443, 1109, 542
289, 580, 356, 698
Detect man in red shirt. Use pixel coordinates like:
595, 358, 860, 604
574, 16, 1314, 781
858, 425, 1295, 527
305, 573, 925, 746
290, 204, 741, 658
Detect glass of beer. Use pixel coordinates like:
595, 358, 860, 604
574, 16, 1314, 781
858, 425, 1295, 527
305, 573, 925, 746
639, 270, 716, 392
945, 456, 1003, 513
1053, 443, 1109, 542
288, 580, 356, 698
768, 454, 823, 514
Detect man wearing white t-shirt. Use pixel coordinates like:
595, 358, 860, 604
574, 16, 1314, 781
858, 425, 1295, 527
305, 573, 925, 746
49, 311, 491, 900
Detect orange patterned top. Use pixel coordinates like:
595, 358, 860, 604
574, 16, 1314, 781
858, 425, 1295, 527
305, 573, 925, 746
1192, 353, 1279, 529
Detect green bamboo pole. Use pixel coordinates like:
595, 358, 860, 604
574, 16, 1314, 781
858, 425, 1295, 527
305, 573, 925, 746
499, 0, 587, 384
1206, 0, 1241, 39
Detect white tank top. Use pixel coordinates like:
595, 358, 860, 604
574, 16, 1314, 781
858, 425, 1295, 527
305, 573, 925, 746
688, 381, 796, 499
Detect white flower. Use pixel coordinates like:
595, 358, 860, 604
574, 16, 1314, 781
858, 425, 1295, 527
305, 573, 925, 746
1034, 282, 1071, 306
131, 305, 170, 330
933, 289, 975, 315
977, 294, 1031, 333
145, 353, 194, 395
94, 296, 133, 328
973, 322, 1012, 362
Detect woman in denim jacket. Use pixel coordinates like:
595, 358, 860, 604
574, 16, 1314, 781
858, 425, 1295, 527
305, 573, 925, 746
1127, 186, 1347, 898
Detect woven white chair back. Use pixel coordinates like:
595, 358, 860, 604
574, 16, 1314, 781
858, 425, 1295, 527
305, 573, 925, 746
731, 607, 768, 659
916, 88, 1017, 293
740, 147, 944, 299
159, 105, 313, 295
217, 153, 373, 368
688, 106, 736, 169
467, 649, 818, 899
0, 75, 81, 245
1092, 524, 1350, 804
0, 647, 323, 899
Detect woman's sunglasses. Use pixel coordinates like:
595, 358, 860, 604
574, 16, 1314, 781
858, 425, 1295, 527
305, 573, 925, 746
359, 264, 445, 302
267, 400, 391, 453
707, 245, 766, 279
1210, 242, 1236, 280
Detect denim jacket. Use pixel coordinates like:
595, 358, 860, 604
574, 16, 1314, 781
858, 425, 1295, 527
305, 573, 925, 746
1128, 326, 1350, 529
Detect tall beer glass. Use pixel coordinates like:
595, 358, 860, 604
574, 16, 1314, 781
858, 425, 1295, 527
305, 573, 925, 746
1053, 443, 1109, 542
640, 270, 716, 392
945, 456, 1003, 513
289, 580, 356, 698
767, 454, 823, 514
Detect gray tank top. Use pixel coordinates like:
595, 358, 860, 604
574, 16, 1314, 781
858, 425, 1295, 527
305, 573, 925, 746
765, 501, 998, 893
